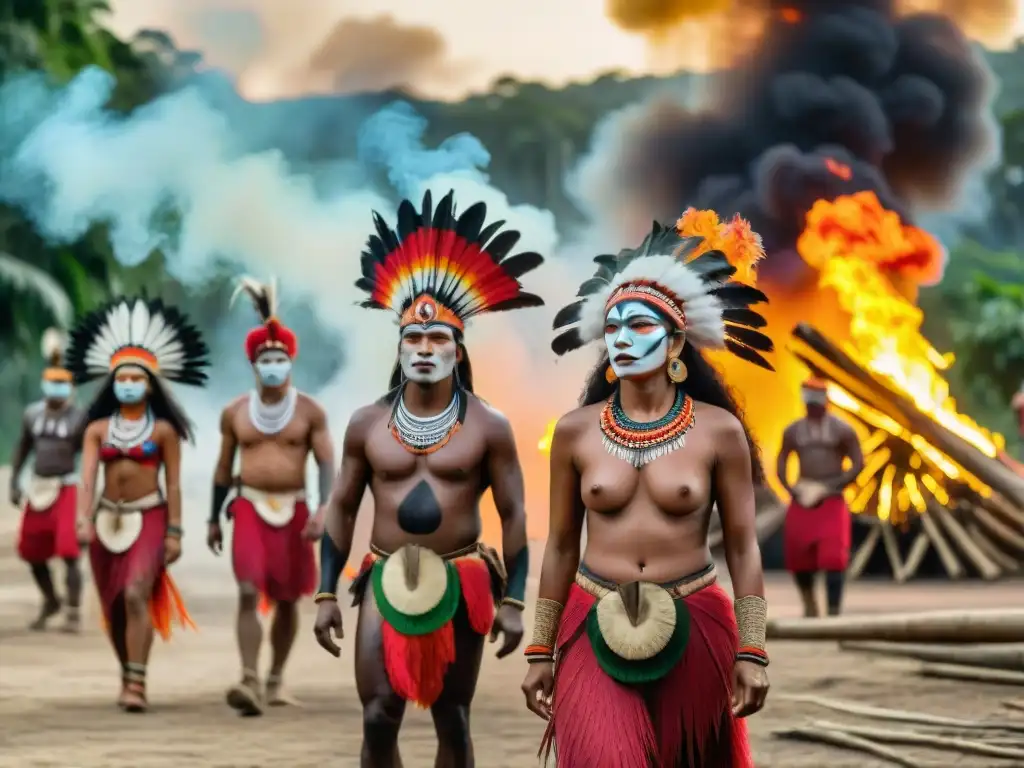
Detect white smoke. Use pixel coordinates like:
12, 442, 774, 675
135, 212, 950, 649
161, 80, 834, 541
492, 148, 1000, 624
0, 68, 595, 582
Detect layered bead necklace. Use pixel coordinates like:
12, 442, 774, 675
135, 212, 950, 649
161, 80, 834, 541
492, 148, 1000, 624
390, 390, 463, 455
599, 388, 696, 468
107, 407, 155, 450
249, 387, 298, 435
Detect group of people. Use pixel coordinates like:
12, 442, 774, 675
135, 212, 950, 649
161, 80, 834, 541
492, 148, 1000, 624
8, 190, 867, 767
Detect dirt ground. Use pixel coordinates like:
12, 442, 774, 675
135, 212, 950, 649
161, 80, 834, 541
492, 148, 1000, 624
1, 508, 1022, 766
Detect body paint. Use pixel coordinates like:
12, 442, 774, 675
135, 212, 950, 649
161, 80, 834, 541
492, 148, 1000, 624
604, 300, 671, 380
400, 323, 458, 384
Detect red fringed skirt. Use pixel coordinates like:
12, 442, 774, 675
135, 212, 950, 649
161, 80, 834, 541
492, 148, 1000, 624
89, 503, 194, 640
229, 496, 316, 606
351, 542, 506, 708
543, 567, 753, 768
18, 483, 79, 562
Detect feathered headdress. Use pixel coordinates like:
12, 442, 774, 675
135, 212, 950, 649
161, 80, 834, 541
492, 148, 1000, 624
65, 297, 209, 386
41, 327, 72, 382
551, 212, 774, 371
231, 276, 298, 362
356, 189, 545, 332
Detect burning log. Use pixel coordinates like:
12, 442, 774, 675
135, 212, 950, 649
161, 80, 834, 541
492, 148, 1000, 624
787, 323, 1024, 580
839, 641, 1024, 671
767, 609, 1024, 644
791, 324, 1024, 510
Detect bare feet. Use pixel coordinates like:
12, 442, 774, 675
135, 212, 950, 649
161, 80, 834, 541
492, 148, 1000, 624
29, 597, 61, 631
60, 608, 80, 634
227, 674, 263, 717
265, 674, 299, 707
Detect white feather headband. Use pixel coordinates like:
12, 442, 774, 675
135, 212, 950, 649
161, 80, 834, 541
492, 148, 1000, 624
551, 221, 775, 371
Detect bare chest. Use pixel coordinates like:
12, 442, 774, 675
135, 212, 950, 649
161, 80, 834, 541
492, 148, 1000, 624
577, 419, 714, 516
365, 420, 487, 484
235, 411, 311, 451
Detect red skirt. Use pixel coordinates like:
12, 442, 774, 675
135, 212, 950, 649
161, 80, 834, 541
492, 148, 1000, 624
544, 580, 753, 768
351, 546, 503, 708
783, 495, 851, 572
18, 484, 79, 562
89, 504, 194, 640
229, 497, 316, 604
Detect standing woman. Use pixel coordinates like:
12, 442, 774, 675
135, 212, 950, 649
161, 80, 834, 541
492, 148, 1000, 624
66, 297, 210, 713
522, 211, 774, 767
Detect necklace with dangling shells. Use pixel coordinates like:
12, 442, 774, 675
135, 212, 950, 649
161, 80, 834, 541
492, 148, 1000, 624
107, 408, 155, 450
599, 388, 696, 469
249, 387, 298, 435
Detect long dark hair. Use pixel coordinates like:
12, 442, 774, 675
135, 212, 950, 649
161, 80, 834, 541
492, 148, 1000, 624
581, 343, 765, 484
382, 338, 475, 405
86, 370, 196, 442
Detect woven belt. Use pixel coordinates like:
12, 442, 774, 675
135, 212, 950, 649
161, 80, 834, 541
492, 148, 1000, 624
96, 491, 164, 513
575, 562, 717, 600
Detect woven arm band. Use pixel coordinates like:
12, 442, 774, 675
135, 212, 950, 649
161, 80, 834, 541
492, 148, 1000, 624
525, 598, 563, 661
734, 594, 768, 665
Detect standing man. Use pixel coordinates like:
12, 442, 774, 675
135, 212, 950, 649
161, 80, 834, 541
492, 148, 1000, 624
313, 190, 539, 767
8, 329, 85, 632
207, 277, 335, 716
777, 377, 864, 617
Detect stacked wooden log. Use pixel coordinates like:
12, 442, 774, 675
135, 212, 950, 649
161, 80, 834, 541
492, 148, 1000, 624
769, 609, 1024, 764
787, 323, 1024, 581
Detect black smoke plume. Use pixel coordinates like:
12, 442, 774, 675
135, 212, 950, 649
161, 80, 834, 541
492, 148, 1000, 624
583, 0, 998, 283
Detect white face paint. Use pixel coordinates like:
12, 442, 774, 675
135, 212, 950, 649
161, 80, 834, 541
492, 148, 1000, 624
604, 301, 672, 380
400, 324, 458, 385
802, 388, 829, 407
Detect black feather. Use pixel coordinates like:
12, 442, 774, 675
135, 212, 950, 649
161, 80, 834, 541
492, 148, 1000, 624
711, 284, 768, 306
484, 229, 521, 262
498, 252, 543, 279
396, 198, 421, 240
552, 300, 583, 329
455, 202, 487, 241
593, 253, 618, 269
577, 277, 608, 297
726, 325, 774, 352
488, 294, 546, 313
722, 307, 768, 328
477, 219, 506, 248
552, 327, 585, 356
725, 339, 775, 371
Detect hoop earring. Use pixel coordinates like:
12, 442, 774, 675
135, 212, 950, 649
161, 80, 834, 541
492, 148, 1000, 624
667, 357, 687, 383
605, 365, 617, 384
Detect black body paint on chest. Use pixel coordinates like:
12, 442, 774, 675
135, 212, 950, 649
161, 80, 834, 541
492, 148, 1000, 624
397, 480, 442, 535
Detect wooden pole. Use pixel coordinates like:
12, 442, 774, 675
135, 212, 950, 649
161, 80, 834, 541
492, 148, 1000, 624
839, 641, 1024, 671
929, 501, 1001, 579
772, 727, 919, 767
974, 507, 1024, 555
810, 720, 1024, 760
897, 533, 931, 581
768, 609, 1024, 643
847, 524, 882, 581
966, 522, 1021, 573
918, 662, 1024, 686
918, 502, 964, 578
778, 693, 1024, 731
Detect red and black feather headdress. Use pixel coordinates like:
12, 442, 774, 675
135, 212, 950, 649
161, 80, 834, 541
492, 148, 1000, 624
355, 190, 545, 332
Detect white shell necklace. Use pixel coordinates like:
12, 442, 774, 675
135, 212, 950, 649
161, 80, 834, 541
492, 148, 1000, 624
249, 387, 298, 435
390, 390, 461, 452
107, 408, 155, 450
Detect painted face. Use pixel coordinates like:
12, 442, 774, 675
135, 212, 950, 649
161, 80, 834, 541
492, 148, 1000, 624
604, 301, 671, 380
400, 324, 458, 384
113, 366, 149, 404
255, 348, 293, 388
41, 380, 72, 401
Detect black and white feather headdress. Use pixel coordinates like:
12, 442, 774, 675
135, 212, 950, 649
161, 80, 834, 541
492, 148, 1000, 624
66, 297, 209, 386
552, 221, 775, 371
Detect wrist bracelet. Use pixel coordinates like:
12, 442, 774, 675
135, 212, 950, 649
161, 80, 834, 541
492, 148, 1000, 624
528, 598, 563, 653
314, 592, 337, 604
501, 597, 526, 611
166, 525, 183, 539
737, 647, 770, 667
734, 594, 768, 653
524, 644, 554, 662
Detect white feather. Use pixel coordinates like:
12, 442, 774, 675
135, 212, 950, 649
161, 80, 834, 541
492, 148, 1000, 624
129, 300, 150, 344
113, 302, 132, 348
40, 327, 67, 360
577, 255, 726, 350
141, 311, 168, 350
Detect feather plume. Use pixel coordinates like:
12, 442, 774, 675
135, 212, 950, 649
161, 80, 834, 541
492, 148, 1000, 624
230, 276, 278, 323
41, 327, 68, 366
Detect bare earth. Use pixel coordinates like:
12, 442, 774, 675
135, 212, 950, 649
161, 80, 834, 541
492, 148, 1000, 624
1, 505, 1021, 766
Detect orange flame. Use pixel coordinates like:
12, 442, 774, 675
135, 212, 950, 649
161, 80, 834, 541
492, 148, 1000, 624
824, 157, 852, 181
780, 7, 803, 24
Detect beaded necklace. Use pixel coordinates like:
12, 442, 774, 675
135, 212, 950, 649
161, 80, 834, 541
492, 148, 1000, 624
390, 389, 465, 455
599, 388, 696, 468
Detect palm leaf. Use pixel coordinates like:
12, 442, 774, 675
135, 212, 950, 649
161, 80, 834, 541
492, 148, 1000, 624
0, 252, 73, 326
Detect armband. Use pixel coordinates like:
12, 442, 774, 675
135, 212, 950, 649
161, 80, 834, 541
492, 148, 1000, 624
505, 545, 529, 602
734, 594, 768, 666
525, 598, 563, 662
209, 483, 230, 525
319, 533, 347, 595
